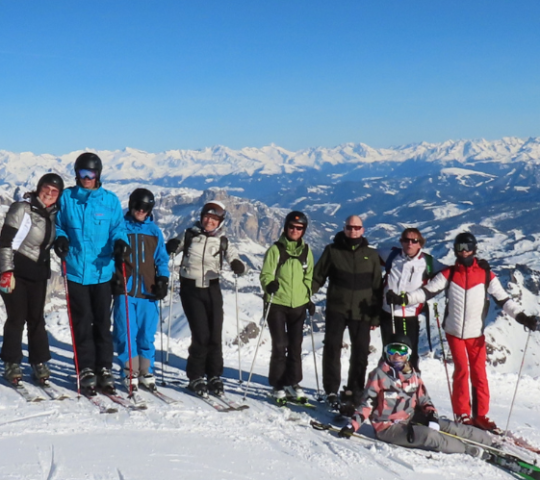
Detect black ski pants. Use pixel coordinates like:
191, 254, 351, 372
267, 303, 306, 389
322, 311, 371, 396
180, 279, 224, 381
67, 281, 113, 371
1, 276, 50, 364
380, 311, 421, 372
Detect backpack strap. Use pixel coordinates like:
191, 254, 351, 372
218, 236, 228, 269
383, 247, 401, 285
273, 241, 309, 279
423, 253, 434, 281
476, 258, 491, 324
181, 228, 196, 266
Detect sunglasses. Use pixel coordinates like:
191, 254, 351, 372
78, 169, 97, 180
401, 238, 420, 244
385, 343, 411, 356
288, 224, 305, 232
455, 243, 475, 252
345, 225, 363, 231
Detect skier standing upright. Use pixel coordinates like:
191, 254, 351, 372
260, 211, 314, 404
312, 215, 382, 411
54, 153, 129, 393
0, 174, 64, 384
387, 232, 540, 432
166, 201, 245, 397
112, 188, 169, 391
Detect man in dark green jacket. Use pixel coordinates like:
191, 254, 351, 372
312, 215, 382, 411
260, 211, 314, 403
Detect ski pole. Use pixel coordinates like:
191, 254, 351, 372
62, 260, 80, 398
235, 275, 242, 383
159, 299, 165, 386
308, 309, 323, 401
166, 253, 174, 364
121, 261, 134, 398
391, 302, 396, 335
242, 294, 274, 401
505, 329, 532, 433
434, 302, 453, 417
400, 291, 407, 335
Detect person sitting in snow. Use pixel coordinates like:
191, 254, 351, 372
112, 188, 169, 392
386, 232, 539, 433
339, 333, 496, 458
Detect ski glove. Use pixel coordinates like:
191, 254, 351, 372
166, 238, 181, 255
110, 273, 124, 296
386, 290, 408, 306
266, 280, 280, 295
307, 301, 316, 316
338, 424, 355, 439
113, 240, 132, 266
516, 312, 540, 332
230, 259, 245, 276
152, 276, 169, 300
0, 272, 15, 294
54, 236, 69, 259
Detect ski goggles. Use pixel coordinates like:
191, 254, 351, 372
132, 201, 153, 213
385, 343, 412, 357
77, 169, 97, 180
455, 242, 475, 252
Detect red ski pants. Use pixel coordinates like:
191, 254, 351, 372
446, 333, 489, 418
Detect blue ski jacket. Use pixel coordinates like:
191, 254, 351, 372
55, 185, 128, 285
120, 213, 169, 299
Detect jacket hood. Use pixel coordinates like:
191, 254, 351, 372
333, 231, 369, 249
277, 233, 306, 256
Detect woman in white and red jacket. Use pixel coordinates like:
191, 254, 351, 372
387, 232, 539, 433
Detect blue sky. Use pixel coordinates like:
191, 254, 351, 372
0, 1, 539, 154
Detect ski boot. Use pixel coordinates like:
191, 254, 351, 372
208, 376, 224, 397
339, 387, 356, 417
284, 384, 308, 404
188, 377, 208, 398
456, 413, 475, 426
123, 375, 138, 392
326, 392, 341, 412
97, 367, 116, 394
80, 368, 97, 395
31, 363, 51, 385
272, 388, 287, 406
466, 444, 491, 460
474, 415, 503, 435
139, 373, 157, 392
4, 362, 22, 386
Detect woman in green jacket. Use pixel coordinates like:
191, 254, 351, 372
260, 211, 314, 403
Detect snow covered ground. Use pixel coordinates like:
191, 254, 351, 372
1, 269, 540, 480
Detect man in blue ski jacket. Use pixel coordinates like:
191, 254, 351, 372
54, 152, 129, 393
112, 188, 169, 392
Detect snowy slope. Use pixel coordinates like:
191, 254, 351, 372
1, 266, 540, 480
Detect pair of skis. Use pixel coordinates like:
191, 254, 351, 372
2, 378, 69, 403
186, 388, 249, 412
310, 421, 540, 480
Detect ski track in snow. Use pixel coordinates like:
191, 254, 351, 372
0, 280, 540, 479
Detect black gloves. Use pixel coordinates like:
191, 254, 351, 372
386, 290, 409, 306
114, 239, 132, 265
266, 280, 280, 295
54, 236, 69, 259
166, 238, 181, 255
152, 276, 169, 300
338, 424, 355, 439
230, 259, 245, 275
307, 301, 316, 316
516, 312, 540, 332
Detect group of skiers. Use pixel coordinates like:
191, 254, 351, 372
1, 151, 540, 459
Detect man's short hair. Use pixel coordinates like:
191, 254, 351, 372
400, 228, 425, 247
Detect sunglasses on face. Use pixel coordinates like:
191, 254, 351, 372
288, 224, 305, 232
78, 169, 97, 180
401, 238, 420, 244
385, 343, 411, 356
455, 243, 475, 252
345, 225, 363, 231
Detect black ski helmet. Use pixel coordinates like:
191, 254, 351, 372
284, 211, 308, 229
74, 152, 103, 177
454, 232, 477, 254
129, 188, 155, 214
200, 201, 226, 223
36, 173, 64, 196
